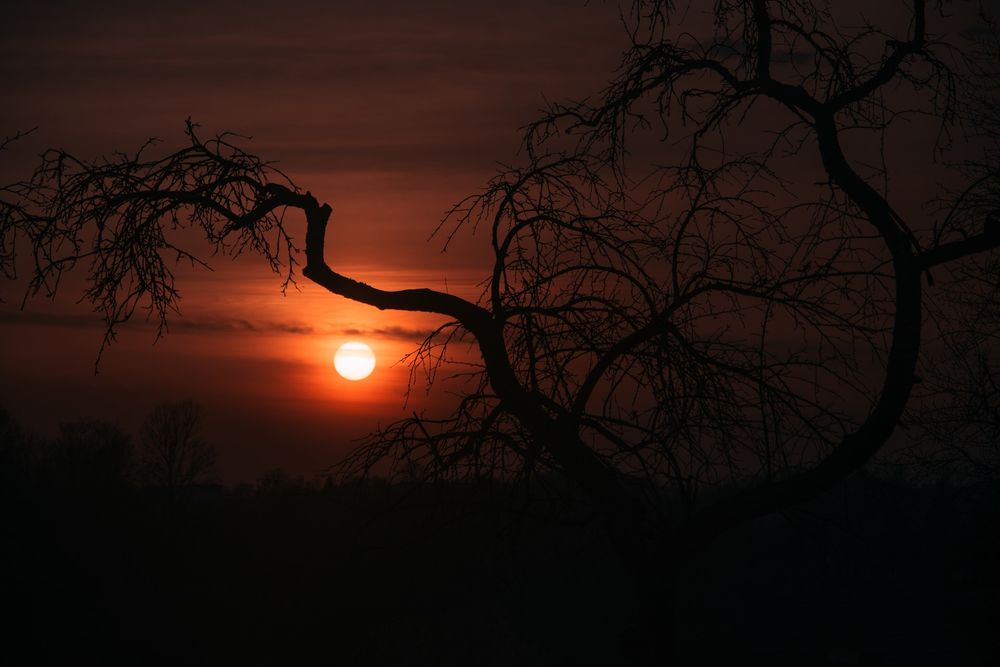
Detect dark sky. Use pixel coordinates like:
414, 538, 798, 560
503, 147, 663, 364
0, 1, 630, 482
2, 1, 965, 483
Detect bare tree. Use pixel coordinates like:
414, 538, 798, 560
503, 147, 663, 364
3, 0, 1000, 652
139, 400, 217, 491
50, 419, 134, 492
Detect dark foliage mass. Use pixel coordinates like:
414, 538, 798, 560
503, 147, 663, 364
1, 410, 998, 665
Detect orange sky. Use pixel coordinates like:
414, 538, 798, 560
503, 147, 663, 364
0, 0, 629, 482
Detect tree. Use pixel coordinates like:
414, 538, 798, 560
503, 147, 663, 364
3, 0, 1000, 654
46, 419, 134, 496
138, 400, 217, 492
0, 406, 32, 492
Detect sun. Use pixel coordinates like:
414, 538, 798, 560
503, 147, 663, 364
334, 341, 376, 381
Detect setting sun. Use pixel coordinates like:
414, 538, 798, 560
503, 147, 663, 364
334, 341, 376, 381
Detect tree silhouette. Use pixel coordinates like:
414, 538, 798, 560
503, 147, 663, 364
3, 0, 1000, 651
48, 419, 134, 493
0, 406, 32, 492
138, 400, 217, 492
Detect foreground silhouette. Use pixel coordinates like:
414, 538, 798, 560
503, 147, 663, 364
1, 408, 998, 665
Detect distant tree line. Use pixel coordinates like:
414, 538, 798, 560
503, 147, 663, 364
1, 398, 997, 665
0, 399, 217, 499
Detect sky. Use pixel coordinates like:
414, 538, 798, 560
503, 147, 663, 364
1, 1, 984, 485
0, 0, 629, 482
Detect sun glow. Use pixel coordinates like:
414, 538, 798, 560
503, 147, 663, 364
334, 341, 376, 381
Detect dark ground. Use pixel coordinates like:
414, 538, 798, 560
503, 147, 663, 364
1, 412, 998, 665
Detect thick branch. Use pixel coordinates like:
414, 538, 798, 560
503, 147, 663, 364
687, 110, 924, 547
293, 189, 489, 328
920, 227, 1000, 269
288, 182, 636, 514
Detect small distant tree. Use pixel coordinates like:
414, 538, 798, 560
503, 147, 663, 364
0, 406, 32, 490
139, 400, 217, 491
0, 406, 24, 451
50, 419, 133, 493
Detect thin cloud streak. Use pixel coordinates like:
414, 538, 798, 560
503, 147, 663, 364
341, 326, 439, 342
0, 310, 314, 335
1, 310, 439, 342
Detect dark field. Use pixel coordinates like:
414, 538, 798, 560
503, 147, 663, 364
2, 414, 997, 665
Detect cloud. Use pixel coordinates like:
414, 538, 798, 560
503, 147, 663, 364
0, 309, 446, 341
172, 317, 315, 335
0, 310, 315, 335
340, 325, 440, 341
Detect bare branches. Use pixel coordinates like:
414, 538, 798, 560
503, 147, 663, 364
139, 399, 218, 490
5, 0, 1000, 578
412, 0, 1000, 546
340, 2, 1000, 552
1, 128, 38, 282
3, 121, 497, 365
3, 121, 301, 357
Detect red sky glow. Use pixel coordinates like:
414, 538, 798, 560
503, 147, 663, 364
0, 0, 628, 482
